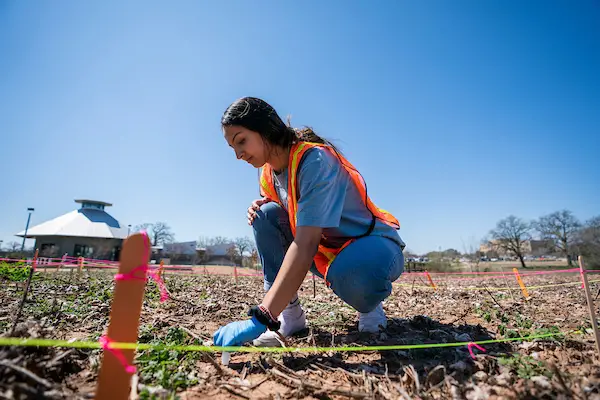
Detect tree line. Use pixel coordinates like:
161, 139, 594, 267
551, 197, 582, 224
486, 210, 599, 268
133, 222, 258, 268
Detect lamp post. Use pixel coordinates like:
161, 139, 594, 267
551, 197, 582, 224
0, 240, 3, 251
127, 224, 131, 236
20, 207, 35, 253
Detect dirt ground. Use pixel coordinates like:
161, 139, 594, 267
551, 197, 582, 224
1, 268, 600, 399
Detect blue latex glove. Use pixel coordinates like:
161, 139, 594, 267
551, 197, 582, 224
213, 316, 267, 347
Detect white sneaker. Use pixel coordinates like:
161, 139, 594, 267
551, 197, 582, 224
358, 303, 387, 333
252, 298, 307, 347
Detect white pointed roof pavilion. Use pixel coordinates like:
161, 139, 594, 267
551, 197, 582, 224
15, 199, 128, 240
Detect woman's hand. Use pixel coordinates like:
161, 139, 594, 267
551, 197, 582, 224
247, 197, 271, 225
213, 316, 267, 347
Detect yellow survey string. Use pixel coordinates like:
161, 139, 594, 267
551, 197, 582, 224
0, 330, 579, 354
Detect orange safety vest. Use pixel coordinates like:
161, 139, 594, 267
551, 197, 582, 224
259, 141, 400, 284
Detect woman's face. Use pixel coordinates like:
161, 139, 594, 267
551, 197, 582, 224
223, 125, 267, 168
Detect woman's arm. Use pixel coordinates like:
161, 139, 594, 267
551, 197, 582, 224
261, 225, 322, 317
262, 147, 347, 318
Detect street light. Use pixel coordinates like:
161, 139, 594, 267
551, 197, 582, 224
128, 224, 132, 236
20, 207, 35, 252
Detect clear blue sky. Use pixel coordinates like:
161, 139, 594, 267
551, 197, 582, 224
1, 1, 598, 255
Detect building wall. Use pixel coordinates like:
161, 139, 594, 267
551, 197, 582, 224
34, 236, 123, 260
479, 239, 555, 257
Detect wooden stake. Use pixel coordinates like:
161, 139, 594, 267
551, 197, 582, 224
425, 270, 437, 290
10, 249, 38, 335
579, 256, 600, 356
501, 265, 516, 302
95, 233, 150, 400
512, 268, 530, 299
158, 259, 164, 279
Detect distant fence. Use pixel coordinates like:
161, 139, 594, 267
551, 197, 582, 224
405, 261, 425, 272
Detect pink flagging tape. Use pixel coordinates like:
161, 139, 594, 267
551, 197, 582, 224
115, 265, 169, 303
98, 336, 136, 374
467, 342, 486, 359
405, 268, 580, 276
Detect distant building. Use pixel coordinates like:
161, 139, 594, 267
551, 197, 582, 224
204, 243, 237, 266
15, 199, 128, 260
479, 239, 554, 257
151, 241, 238, 265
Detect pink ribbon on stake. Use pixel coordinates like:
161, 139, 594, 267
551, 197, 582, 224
98, 335, 136, 374
467, 342, 486, 359
115, 265, 169, 302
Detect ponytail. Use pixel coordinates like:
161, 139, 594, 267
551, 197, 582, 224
286, 116, 342, 155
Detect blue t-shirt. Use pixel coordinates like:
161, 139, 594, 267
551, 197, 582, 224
272, 147, 405, 250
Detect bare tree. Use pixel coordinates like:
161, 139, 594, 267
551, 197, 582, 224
212, 236, 229, 245
7, 241, 21, 252
198, 235, 231, 247
150, 222, 175, 246
227, 245, 240, 266
249, 249, 259, 270
489, 215, 532, 268
233, 237, 255, 257
197, 235, 236, 263
576, 216, 600, 267
535, 210, 581, 266
134, 222, 175, 246
134, 223, 152, 233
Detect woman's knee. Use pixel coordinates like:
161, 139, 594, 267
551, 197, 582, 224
252, 202, 289, 233
326, 236, 404, 312
338, 279, 392, 313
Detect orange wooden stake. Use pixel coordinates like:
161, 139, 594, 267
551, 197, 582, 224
77, 256, 84, 276
95, 232, 150, 400
32, 249, 39, 271
158, 259, 165, 279
425, 270, 437, 290
512, 268, 530, 299
578, 256, 600, 355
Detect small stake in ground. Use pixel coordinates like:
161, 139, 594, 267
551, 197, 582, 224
95, 232, 150, 400
501, 266, 516, 302
513, 268, 530, 299
579, 256, 600, 356
158, 259, 165, 279
10, 249, 38, 335
425, 270, 437, 290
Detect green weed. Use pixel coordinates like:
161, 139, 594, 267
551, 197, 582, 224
498, 353, 552, 379
0, 262, 30, 282
136, 327, 204, 393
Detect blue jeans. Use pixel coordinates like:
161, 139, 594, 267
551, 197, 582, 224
252, 202, 404, 313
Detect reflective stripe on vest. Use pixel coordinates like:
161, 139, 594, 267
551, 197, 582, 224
259, 142, 400, 283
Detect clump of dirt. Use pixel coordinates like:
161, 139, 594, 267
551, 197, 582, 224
1, 320, 93, 399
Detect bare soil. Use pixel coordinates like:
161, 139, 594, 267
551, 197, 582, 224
1, 268, 599, 399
